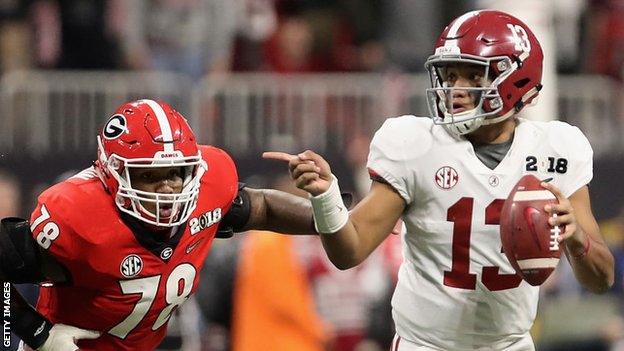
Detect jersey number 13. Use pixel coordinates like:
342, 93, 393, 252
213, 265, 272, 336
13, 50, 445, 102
444, 197, 522, 291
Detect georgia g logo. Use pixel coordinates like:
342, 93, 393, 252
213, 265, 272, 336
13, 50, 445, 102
103, 114, 127, 139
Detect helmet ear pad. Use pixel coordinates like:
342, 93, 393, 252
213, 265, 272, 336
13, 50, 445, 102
495, 56, 541, 114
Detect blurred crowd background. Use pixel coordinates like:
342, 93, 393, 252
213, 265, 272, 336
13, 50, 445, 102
2, 0, 624, 350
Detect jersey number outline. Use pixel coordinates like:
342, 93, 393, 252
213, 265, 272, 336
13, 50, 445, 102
109, 263, 197, 339
444, 197, 522, 291
31, 204, 60, 250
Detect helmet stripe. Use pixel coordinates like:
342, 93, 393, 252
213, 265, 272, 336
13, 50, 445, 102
444, 11, 477, 48
141, 99, 174, 152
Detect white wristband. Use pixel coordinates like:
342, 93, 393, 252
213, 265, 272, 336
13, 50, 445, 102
310, 174, 349, 234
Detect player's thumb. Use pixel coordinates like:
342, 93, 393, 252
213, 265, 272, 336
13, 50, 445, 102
67, 326, 100, 340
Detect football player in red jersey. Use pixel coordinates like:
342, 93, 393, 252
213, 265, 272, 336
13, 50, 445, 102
1, 99, 319, 350
266, 10, 614, 351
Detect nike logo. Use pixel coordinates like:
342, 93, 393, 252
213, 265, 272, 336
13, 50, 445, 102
186, 238, 204, 254
34, 321, 46, 336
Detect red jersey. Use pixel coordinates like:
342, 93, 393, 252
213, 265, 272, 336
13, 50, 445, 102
29, 145, 238, 350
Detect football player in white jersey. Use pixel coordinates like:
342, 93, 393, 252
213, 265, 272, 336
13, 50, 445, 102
265, 10, 614, 351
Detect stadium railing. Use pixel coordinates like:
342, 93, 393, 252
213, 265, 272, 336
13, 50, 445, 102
0, 71, 620, 157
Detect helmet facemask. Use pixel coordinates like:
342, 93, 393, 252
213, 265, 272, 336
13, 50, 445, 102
97, 136, 206, 227
425, 53, 517, 136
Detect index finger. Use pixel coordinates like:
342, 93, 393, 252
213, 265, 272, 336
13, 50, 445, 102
541, 181, 564, 200
262, 151, 297, 162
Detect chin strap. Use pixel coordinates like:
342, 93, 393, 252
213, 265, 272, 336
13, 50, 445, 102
481, 108, 515, 126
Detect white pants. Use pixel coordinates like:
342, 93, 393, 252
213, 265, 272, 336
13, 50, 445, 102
390, 333, 535, 351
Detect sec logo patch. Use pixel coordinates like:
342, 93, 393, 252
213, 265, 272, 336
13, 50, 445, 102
435, 166, 459, 189
120, 254, 143, 278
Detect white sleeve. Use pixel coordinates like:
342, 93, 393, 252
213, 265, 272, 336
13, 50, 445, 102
366, 117, 429, 204
557, 125, 593, 197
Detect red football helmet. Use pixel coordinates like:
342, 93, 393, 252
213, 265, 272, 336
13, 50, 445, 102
95, 99, 206, 227
424, 10, 543, 136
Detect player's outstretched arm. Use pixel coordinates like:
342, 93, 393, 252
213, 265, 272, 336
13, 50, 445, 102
215, 181, 317, 238
320, 180, 405, 269
542, 182, 614, 293
263, 150, 405, 269
242, 186, 317, 234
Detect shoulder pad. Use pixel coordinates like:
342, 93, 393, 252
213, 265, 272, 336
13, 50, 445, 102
546, 121, 592, 159
371, 115, 435, 161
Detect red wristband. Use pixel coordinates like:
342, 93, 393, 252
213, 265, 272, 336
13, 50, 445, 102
572, 235, 591, 259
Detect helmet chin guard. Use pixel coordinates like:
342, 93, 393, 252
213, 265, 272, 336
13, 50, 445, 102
425, 54, 516, 136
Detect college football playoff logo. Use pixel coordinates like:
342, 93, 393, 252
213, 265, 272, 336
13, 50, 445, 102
103, 114, 127, 139
120, 254, 143, 278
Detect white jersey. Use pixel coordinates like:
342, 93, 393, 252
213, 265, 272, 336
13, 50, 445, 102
367, 116, 593, 350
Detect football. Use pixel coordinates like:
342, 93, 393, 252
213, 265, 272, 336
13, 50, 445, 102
500, 175, 562, 286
